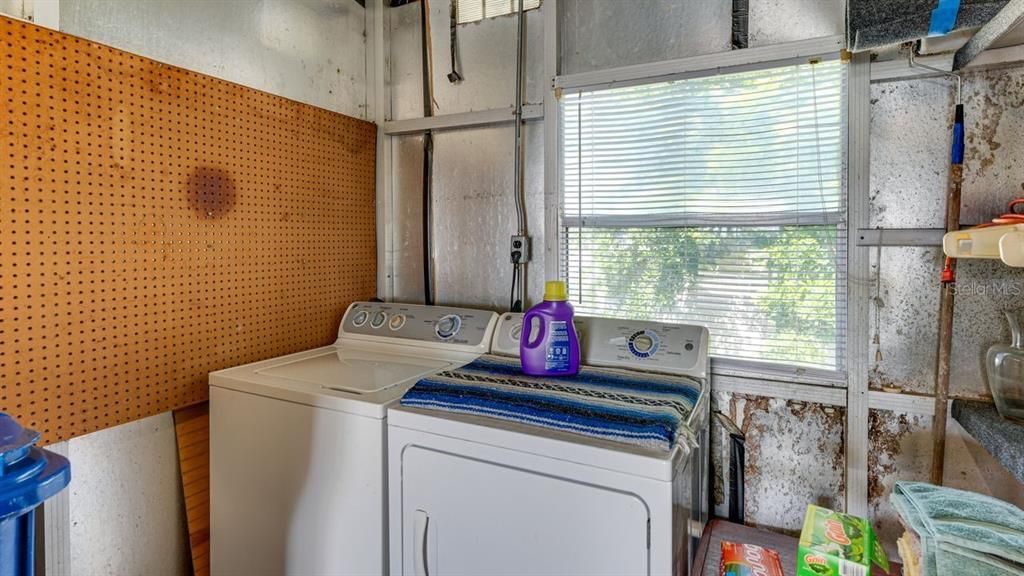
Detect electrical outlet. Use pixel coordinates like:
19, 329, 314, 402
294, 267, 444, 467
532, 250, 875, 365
511, 235, 531, 264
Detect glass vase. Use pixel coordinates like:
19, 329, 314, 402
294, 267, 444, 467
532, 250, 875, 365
986, 310, 1024, 422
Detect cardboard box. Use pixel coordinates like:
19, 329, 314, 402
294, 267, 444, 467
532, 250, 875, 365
796, 505, 890, 576
720, 541, 784, 576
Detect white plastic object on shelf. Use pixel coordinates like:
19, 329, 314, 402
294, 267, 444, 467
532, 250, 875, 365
943, 224, 1024, 267
1001, 229, 1024, 267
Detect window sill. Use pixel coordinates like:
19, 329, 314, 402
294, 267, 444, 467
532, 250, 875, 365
710, 357, 846, 388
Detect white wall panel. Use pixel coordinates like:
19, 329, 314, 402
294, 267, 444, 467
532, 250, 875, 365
389, 1, 543, 121
431, 124, 545, 309
558, 0, 730, 75
68, 413, 190, 576
392, 134, 426, 303
60, 0, 367, 118
748, 0, 844, 47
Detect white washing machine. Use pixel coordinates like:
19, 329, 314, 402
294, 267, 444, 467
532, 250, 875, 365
209, 302, 498, 576
388, 313, 710, 576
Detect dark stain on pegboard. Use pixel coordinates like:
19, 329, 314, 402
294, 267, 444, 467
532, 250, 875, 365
1, 16, 377, 443
186, 167, 237, 219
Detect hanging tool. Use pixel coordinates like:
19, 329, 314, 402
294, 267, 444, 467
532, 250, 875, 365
420, 0, 436, 305
447, 0, 463, 83
509, 0, 529, 312
909, 44, 963, 485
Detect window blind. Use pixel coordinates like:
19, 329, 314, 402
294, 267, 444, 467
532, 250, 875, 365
561, 60, 847, 371
457, 0, 540, 24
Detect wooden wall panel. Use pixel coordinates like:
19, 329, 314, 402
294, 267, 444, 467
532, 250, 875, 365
174, 403, 210, 576
1, 17, 377, 443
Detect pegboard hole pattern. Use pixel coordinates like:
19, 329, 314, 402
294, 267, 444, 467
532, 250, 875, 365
1, 17, 377, 443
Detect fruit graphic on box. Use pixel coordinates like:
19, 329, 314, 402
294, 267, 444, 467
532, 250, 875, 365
796, 505, 889, 576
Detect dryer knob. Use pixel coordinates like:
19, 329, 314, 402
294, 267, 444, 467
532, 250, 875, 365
435, 314, 462, 340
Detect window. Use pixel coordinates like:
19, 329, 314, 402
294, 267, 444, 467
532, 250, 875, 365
561, 60, 847, 371
456, 0, 540, 24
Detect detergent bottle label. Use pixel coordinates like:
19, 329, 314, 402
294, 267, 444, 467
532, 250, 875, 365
545, 321, 571, 372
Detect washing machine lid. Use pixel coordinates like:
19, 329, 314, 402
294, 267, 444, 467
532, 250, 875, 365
210, 344, 478, 419
254, 348, 450, 394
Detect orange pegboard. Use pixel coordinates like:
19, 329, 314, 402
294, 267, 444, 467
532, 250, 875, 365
1, 17, 377, 443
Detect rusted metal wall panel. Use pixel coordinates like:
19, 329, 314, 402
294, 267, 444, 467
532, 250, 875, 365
713, 390, 845, 534
868, 248, 1022, 398
869, 79, 952, 229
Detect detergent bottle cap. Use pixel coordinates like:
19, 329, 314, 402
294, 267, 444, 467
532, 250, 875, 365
543, 280, 569, 302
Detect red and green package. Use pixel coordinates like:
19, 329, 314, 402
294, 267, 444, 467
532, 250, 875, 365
720, 541, 784, 576
796, 505, 890, 576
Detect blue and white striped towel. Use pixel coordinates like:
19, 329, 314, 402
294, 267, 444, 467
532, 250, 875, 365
400, 355, 703, 452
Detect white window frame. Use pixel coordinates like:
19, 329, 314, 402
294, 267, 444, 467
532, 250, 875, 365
545, 32, 849, 384
540, 3, 872, 514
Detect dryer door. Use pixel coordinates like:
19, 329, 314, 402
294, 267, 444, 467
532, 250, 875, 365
399, 445, 650, 576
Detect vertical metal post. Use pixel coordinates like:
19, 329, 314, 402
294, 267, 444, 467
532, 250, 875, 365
368, 0, 394, 301
542, 0, 560, 282
845, 51, 871, 517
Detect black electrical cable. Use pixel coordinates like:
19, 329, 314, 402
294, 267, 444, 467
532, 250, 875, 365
422, 133, 434, 306
509, 263, 519, 312
447, 0, 463, 83
420, 0, 435, 306
731, 0, 749, 49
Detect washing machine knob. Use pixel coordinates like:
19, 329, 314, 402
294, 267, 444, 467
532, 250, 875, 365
370, 311, 388, 329
352, 310, 369, 327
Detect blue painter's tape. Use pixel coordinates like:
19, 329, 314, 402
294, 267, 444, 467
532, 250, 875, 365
951, 104, 965, 165
952, 122, 965, 164
929, 0, 961, 36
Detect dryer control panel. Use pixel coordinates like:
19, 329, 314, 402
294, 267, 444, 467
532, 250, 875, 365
492, 313, 708, 379
340, 302, 497, 352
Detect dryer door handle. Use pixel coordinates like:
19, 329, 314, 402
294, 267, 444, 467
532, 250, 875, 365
414, 509, 430, 576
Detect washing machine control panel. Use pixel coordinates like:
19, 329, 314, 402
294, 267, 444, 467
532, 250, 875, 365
340, 302, 496, 349
492, 313, 708, 379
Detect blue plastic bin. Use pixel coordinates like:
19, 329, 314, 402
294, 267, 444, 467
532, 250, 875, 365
0, 414, 70, 576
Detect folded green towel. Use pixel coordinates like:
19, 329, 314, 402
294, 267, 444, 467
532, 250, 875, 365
891, 481, 1024, 576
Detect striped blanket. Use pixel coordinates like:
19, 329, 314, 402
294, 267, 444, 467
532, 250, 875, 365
399, 354, 704, 452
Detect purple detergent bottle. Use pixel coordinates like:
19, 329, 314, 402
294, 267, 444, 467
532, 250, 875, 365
520, 281, 580, 377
